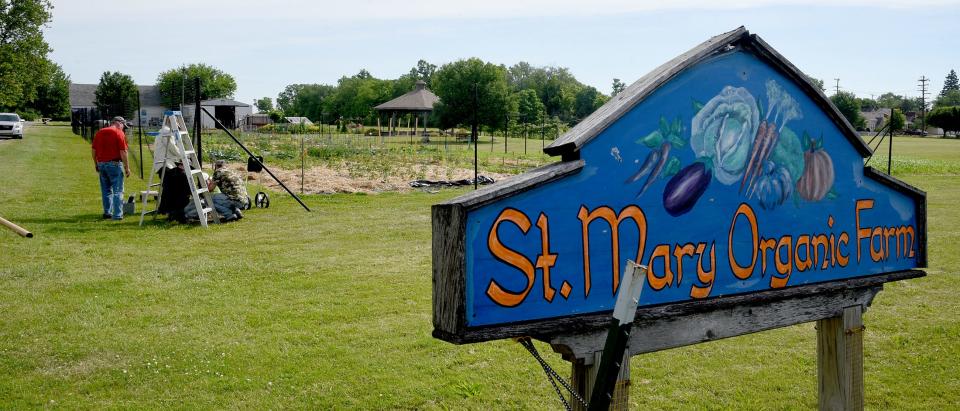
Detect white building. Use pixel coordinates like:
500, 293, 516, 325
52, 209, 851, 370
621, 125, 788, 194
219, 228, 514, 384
182, 99, 253, 129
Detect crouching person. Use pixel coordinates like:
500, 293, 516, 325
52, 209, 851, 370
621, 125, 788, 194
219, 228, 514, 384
208, 160, 249, 221
183, 160, 249, 222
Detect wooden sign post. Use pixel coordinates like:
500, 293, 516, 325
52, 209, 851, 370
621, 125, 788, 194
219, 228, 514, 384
432, 27, 926, 410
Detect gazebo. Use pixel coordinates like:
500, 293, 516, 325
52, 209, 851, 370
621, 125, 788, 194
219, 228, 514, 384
374, 80, 439, 140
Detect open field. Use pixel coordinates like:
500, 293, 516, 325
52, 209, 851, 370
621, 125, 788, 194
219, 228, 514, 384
0, 125, 958, 408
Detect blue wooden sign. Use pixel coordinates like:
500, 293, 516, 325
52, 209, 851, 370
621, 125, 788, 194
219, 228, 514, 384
432, 28, 926, 343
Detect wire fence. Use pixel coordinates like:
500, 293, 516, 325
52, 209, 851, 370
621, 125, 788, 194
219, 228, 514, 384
74, 111, 571, 193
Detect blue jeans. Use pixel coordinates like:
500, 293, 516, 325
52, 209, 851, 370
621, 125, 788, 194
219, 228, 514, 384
98, 162, 124, 219
184, 193, 241, 221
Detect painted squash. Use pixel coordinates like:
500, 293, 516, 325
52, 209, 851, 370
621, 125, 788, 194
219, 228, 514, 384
796, 139, 834, 201
754, 161, 792, 210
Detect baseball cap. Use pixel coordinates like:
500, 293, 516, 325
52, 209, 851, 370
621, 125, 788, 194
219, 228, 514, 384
112, 116, 129, 129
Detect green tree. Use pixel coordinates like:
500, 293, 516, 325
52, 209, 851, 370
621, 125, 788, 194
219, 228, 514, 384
575, 86, 608, 120
354, 69, 372, 80
279, 84, 336, 120
876, 92, 903, 109
515, 89, 544, 124
611, 78, 626, 96
156, 63, 237, 109
34, 63, 70, 119
254, 97, 273, 113
899, 97, 921, 113
859, 97, 879, 111
507, 61, 536, 91
539, 67, 581, 123
806, 76, 826, 93
830, 91, 865, 130
926, 106, 960, 137
935, 89, 960, 108
940, 69, 959, 98
885, 108, 906, 132
94, 71, 138, 119
416, 59, 436, 86
323, 76, 392, 123
0, 0, 53, 111
432, 58, 511, 139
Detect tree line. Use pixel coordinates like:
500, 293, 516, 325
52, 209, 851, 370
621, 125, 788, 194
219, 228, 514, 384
817, 69, 960, 136
0, 0, 69, 120
260, 58, 613, 134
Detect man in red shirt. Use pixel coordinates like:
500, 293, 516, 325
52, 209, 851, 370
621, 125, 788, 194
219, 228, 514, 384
92, 116, 132, 220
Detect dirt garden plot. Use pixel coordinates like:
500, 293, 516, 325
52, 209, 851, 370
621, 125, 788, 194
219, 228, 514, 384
227, 162, 512, 194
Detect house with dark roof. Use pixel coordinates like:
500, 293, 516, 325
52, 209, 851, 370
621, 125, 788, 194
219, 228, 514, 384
860, 109, 890, 132
69, 83, 168, 127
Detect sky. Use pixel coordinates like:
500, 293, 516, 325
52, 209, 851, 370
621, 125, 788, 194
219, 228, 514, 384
47, 1, 960, 107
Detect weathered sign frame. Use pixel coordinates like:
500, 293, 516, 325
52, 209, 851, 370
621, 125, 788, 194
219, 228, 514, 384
433, 27, 927, 347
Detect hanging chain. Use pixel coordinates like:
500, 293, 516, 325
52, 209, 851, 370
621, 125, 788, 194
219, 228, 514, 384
517, 337, 588, 410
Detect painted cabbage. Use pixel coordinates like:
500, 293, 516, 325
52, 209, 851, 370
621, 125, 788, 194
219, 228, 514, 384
690, 86, 760, 185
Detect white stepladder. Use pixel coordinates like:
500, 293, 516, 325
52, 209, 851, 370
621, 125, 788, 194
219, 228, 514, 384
139, 111, 220, 228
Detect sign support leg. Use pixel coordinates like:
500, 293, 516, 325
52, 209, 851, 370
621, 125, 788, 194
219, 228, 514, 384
568, 351, 631, 411
817, 305, 864, 411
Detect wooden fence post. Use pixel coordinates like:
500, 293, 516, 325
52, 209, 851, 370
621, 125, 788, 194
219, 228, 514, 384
817, 305, 864, 411
565, 350, 631, 411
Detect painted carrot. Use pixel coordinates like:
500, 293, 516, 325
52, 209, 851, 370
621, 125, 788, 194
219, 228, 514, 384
624, 149, 660, 184
740, 120, 768, 193
638, 142, 671, 196
748, 124, 780, 197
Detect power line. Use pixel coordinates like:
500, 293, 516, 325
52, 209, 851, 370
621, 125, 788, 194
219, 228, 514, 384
834, 78, 841, 95
918, 76, 929, 131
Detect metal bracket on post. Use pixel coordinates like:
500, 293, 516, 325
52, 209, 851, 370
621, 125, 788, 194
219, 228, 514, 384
588, 261, 647, 411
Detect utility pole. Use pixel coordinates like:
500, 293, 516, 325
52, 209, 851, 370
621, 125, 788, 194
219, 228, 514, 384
834, 78, 841, 95
918, 76, 929, 133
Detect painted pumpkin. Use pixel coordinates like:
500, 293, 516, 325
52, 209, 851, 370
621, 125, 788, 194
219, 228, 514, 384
754, 161, 792, 210
796, 138, 834, 201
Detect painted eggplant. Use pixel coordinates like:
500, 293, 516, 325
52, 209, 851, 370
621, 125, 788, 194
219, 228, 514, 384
663, 162, 711, 217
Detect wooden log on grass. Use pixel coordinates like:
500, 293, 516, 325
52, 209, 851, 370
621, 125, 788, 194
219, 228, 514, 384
0, 216, 32, 238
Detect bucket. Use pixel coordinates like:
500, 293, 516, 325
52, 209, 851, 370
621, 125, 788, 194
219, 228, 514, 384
122, 195, 135, 215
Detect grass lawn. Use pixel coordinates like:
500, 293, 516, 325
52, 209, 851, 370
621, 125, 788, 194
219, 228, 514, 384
0, 126, 958, 409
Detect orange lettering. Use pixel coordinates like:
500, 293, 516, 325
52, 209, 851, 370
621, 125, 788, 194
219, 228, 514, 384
728, 203, 758, 280
896, 226, 915, 258
794, 235, 813, 272
759, 237, 777, 277
771, 236, 793, 288
690, 243, 716, 299
673, 243, 696, 285
578, 205, 647, 296
855, 199, 875, 263
535, 213, 557, 302
486, 208, 535, 307
837, 232, 850, 267
812, 234, 830, 269
871, 226, 884, 262
647, 244, 673, 290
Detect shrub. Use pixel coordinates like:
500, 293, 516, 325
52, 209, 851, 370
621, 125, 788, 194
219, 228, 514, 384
16, 109, 40, 121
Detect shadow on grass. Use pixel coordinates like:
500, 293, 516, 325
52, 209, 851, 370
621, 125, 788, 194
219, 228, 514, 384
13, 212, 212, 234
